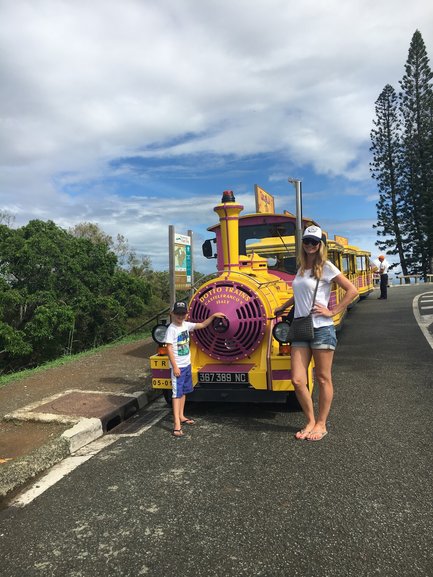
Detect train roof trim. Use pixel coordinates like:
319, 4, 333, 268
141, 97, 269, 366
207, 212, 319, 232
346, 244, 371, 255
342, 245, 358, 254
327, 239, 345, 250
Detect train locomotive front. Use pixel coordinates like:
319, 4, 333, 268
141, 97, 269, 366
150, 190, 314, 403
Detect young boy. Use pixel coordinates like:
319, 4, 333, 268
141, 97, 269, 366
165, 301, 225, 437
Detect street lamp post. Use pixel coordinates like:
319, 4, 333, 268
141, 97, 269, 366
288, 178, 303, 263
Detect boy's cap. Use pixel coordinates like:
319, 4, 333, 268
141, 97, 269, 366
378, 255, 385, 261
302, 225, 322, 242
172, 301, 188, 314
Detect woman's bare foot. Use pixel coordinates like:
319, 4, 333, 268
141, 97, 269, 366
306, 430, 328, 441
294, 425, 315, 440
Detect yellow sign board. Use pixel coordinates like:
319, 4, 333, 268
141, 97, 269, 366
150, 357, 170, 369
152, 378, 172, 388
174, 232, 192, 290
255, 185, 275, 214
334, 235, 348, 246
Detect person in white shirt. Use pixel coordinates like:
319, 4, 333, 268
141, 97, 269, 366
377, 255, 389, 300
274, 226, 358, 442
165, 301, 225, 437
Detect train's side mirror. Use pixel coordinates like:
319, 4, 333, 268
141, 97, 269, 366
202, 239, 217, 259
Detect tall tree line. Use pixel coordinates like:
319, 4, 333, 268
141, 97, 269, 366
0, 219, 171, 374
370, 30, 433, 277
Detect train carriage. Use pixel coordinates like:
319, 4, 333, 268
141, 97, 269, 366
352, 247, 374, 299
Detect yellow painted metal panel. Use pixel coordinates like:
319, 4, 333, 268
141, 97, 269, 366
150, 355, 170, 369
152, 378, 172, 389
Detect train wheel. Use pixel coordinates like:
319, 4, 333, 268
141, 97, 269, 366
162, 390, 172, 406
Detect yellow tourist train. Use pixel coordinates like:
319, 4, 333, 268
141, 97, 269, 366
150, 187, 374, 404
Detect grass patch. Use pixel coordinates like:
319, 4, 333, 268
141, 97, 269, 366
0, 330, 151, 389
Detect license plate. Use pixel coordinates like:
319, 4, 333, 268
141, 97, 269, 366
198, 372, 249, 384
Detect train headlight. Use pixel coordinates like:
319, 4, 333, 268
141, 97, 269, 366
272, 321, 291, 344
152, 323, 168, 345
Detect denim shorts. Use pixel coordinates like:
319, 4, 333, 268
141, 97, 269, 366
291, 324, 337, 350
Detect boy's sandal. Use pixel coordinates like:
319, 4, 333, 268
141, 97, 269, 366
172, 429, 184, 437
180, 418, 195, 425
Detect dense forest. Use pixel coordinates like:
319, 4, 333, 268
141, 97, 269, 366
0, 219, 176, 373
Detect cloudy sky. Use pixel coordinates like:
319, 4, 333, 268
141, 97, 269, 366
1, 0, 432, 273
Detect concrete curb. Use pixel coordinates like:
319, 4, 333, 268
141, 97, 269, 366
0, 436, 71, 499
0, 386, 161, 500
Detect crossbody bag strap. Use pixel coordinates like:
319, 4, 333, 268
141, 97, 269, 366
311, 277, 320, 310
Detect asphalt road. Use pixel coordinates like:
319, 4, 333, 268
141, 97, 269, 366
1, 285, 432, 577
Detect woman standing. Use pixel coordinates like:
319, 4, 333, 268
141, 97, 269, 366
274, 225, 358, 441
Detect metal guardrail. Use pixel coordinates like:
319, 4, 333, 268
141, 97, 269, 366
395, 275, 433, 284
110, 307, 170, 344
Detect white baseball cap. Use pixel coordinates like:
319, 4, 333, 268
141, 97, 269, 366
302, 225, 322, 242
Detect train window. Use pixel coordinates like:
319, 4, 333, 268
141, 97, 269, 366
328, 251, 340, 267
239, 222, 296, 256
263, 254, 297, 274
356, 256, 364, 271
281, 256, 297, 274
284, 256, 298, 274
342, 255, 350, 274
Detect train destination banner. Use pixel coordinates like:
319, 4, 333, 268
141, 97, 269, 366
255, 185, 275, 214
334, 235, 348, 246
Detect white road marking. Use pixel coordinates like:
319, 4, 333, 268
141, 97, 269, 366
413, 292, 433, 351
9, 406, 168, 508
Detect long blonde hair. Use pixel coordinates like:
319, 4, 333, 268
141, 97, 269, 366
298, 242, 328, 279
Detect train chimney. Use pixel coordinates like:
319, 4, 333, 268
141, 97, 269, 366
213, 190, 244, 273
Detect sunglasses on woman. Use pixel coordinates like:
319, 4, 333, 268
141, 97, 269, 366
303, 238, 320, 246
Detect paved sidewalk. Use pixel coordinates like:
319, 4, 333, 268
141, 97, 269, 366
0, 337, 160, 501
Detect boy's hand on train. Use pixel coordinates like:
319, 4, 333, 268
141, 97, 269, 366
213, 312, 226, 318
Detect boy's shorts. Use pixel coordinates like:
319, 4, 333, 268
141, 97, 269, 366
171, 365, 193, 399
291, 325, 337, 351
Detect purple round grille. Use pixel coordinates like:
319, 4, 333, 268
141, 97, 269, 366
189, 280, 266, 361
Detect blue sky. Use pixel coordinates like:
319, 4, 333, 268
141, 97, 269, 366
1, 0, 433, 274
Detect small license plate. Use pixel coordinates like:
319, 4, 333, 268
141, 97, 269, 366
198, 372, 249, 384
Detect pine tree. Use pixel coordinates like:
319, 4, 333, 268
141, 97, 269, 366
399, 30, 433, 276
370, 84, 408, 273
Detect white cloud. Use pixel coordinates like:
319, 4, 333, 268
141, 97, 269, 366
1, 0, 432, 270
2, 0, 431, 168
